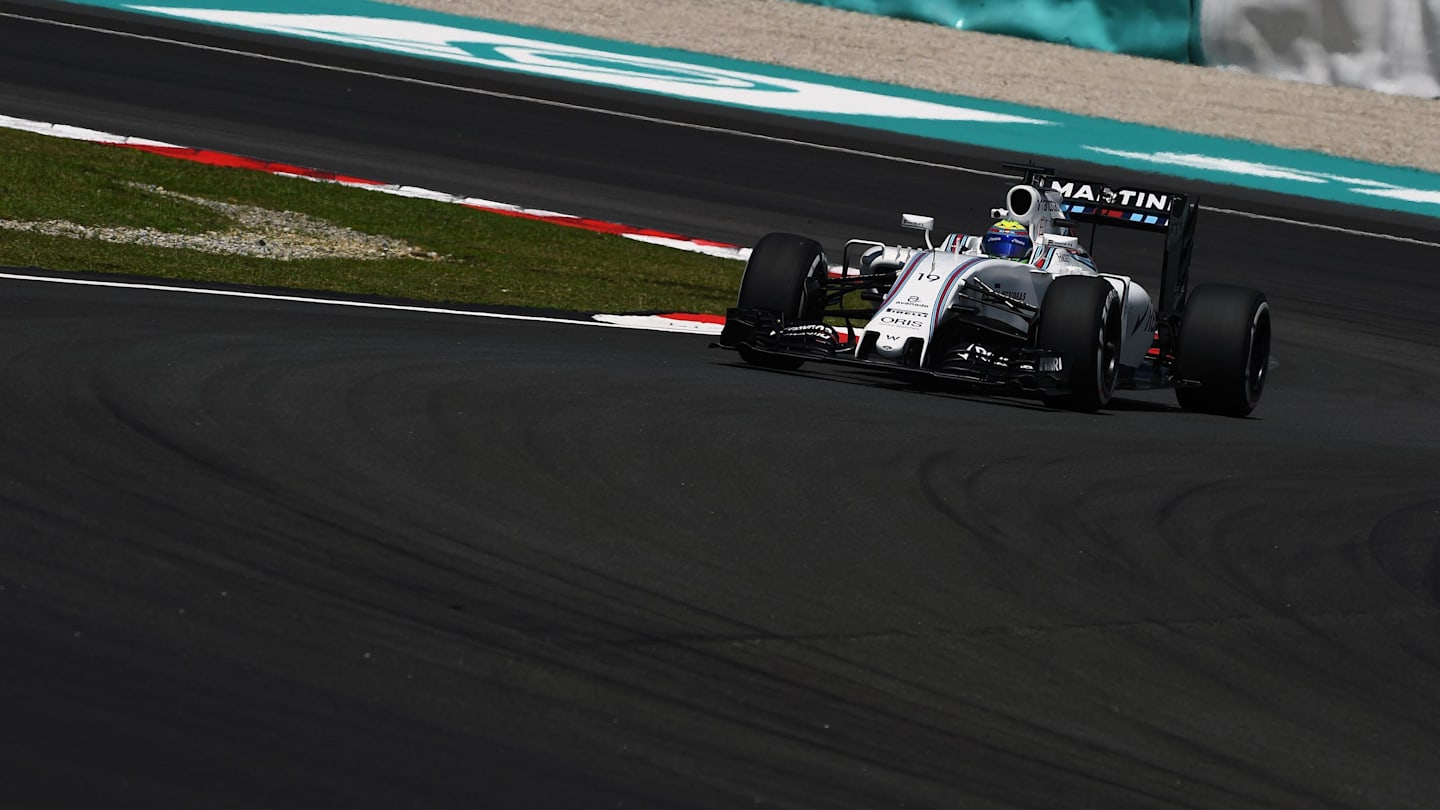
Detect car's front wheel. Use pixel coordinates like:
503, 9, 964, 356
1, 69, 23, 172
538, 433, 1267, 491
1036, 275, 1121, 413
732, 232, 827, 369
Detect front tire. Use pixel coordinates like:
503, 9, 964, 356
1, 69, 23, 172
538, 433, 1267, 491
733, 232, 826, 369
1174, 284, 1271, 417
1036, 276, 1121, 413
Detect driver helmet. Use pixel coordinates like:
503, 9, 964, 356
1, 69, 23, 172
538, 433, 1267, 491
982, 220, 1032, 261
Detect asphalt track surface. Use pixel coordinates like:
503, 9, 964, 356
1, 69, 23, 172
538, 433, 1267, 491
2, 2, 1440, 808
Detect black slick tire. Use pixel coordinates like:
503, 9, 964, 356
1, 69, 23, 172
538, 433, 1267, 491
1036, 275, 1121, 413
734, 232, 826, 369
1174, 284, 1271, 417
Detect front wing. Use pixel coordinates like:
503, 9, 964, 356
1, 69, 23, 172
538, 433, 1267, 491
716, 307, 1071, 393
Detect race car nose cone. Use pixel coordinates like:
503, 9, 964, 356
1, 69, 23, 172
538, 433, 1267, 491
876, 341, 906, 359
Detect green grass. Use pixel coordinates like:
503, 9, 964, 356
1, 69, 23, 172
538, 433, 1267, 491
0, 128, 744, 314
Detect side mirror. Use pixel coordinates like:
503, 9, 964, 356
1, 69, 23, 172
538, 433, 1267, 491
901, 213, 934, 249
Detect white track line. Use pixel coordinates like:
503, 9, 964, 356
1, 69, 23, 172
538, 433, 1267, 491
0, 272, 722, 334
0, 9, 1006, 183
1202, 206, 1440, 248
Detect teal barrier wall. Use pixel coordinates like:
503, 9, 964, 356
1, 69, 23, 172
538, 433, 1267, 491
796, 0, 1203, 63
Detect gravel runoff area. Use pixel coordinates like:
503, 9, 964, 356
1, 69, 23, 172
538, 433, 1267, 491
0, 184, 441, 261
381, 0, 1440, 175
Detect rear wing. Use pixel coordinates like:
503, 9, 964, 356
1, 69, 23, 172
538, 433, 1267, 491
1005, 162, 1198, 317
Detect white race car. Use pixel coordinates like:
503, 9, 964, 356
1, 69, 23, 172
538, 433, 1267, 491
717, 163, 1271, 416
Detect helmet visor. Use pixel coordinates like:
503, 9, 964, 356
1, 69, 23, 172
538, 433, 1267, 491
984, 233, 1031, 260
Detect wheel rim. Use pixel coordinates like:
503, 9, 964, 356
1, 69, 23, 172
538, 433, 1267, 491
1244, 304, 1272, 405
1096, 305, 1119, 400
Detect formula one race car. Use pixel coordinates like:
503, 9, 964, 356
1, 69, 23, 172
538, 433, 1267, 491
716, 163, 1271, 416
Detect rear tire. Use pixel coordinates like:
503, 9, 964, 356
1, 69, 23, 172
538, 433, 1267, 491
1174, 284, 1271, 417
1036, 276, 1121, 413
733, 233, 826, 369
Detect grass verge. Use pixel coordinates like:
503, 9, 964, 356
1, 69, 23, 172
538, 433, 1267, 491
0, 127, 744, 314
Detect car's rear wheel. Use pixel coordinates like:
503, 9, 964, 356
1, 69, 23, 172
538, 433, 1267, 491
1174, 284, 1271, 417
733, 232, 826, 369
1036, 275, 1121, 412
